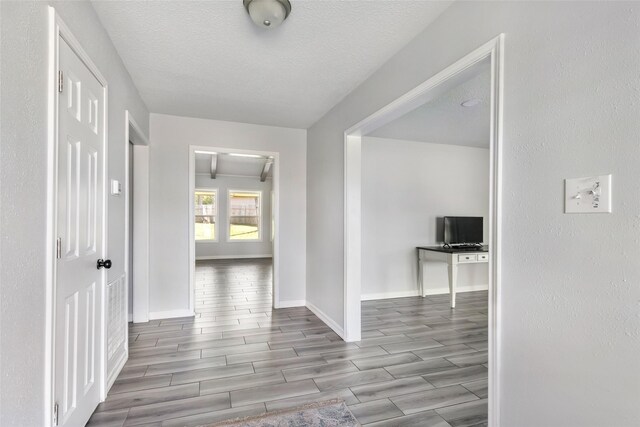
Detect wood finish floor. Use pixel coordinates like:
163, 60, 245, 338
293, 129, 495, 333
87, 258, 488, 426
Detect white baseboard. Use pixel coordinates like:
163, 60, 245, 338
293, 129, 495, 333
128, 312, 133, 322
423, 283, 489, 296
305, 301, 345, 340
361, 290, 420, 301
276, 300, 306, 309
148, 309, 195, 320
361, 285, 488, 301
196, 254, 273, 260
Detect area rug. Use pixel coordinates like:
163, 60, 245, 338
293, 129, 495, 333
201, 399, 361, 427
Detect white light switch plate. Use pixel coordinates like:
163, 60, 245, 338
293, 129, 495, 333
565, 174, 611, 213
110, 179, 122, 196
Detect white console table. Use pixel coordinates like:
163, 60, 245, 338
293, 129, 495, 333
417, 245, 489, 308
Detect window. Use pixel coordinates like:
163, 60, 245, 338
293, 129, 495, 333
228, 190, 261, 241
194, 190, 217, 241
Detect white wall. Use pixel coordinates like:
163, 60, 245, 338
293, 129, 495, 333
195, 174, 273, 259
361, 137, 489, 299
0, 1, 149, 425
307, 2, 640, 426
149, 114, 306, 313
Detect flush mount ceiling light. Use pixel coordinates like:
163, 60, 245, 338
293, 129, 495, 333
461, 98, 482, 107
227, 153, 265, 159
243, 0, 292, 28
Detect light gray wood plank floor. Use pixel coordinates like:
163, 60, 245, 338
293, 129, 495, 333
87, 258, 488, 426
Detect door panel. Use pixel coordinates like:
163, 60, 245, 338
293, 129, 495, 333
55, 36, 105, 427
83, 281, 96, 392
62, 292, 78, 417
81, 145, 97, 255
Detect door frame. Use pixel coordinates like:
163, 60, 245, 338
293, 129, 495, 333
188, 145, 281, 313
124, 111, 151, 324
343, 34, 505, 426
45, 6, 109, 426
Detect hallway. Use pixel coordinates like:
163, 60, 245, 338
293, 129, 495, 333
88, 259, 487, 426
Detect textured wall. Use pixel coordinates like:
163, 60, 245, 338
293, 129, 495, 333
0, 3, 49, 426
149, 114, 306, 313
361, 137, 489, 297
307, 2, 640, 425
0, 1, 149, 425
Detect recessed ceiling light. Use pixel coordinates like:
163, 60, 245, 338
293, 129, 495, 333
461, 98, 482, 107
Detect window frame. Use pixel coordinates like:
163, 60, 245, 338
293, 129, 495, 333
194, 188, 218, 242
227, 189, 263, 243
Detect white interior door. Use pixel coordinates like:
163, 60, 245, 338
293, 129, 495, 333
54, 36, 105, 427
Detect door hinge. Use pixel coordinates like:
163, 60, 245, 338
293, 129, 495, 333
56, 238, 62, 260
52, 402, 59, 426
58, 70, 63, 93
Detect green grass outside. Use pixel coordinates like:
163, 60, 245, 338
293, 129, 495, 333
229, 224, 259, 240
195, 223, 215, 240
195, 224, 259, 240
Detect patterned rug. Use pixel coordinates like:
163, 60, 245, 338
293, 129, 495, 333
201, 399, 361, 427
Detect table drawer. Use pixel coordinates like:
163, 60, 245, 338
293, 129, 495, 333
458, 254, 477, 263
478, 253, 489, 262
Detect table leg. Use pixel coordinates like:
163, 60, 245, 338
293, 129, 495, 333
448, 263, 457, 308
417, 254, 424, 297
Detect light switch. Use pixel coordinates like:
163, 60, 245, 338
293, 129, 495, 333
565, 174, 611, 213
111, 179, 122, 196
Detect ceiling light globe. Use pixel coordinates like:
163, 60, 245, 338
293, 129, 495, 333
244, 0, 291, 29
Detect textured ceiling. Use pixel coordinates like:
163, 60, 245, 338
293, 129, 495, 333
195, 151, 272, 178
368, 60, 491, 148
91, 0, 452, 128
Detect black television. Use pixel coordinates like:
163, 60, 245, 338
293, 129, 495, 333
443, 217, 483, 245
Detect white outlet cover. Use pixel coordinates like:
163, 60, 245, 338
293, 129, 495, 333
565, 174, 611, 213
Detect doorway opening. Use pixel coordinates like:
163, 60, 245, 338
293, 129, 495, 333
124, 111, 150, 326
189, 146, 280, 320
344, 35, 504, 425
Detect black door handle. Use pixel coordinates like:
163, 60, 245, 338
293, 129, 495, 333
97, 259, 112, 269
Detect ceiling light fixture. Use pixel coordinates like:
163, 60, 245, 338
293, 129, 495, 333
227, 153, 264, 159
243, 0, 292, 29
461, 98, 482, 107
